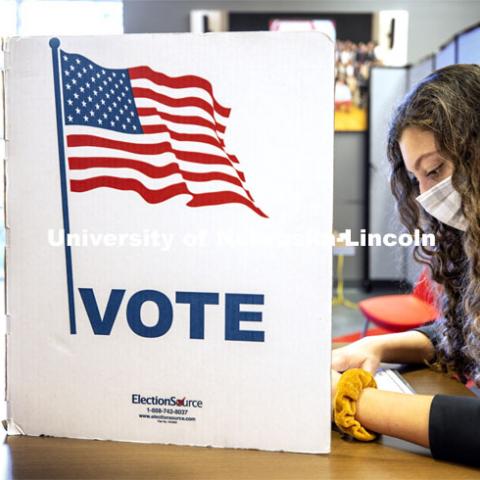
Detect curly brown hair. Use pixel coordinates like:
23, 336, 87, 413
387, 64, 480, 384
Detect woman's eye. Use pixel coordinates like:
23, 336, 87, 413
426, 164, 443, 178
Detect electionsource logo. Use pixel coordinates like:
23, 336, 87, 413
132, 394, 203, 408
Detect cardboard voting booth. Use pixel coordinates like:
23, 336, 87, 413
3, 32, 334, 453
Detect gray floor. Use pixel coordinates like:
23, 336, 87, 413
332, 288, 368, 338
332, 287, 398, 338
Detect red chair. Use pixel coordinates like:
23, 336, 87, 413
359, 269, 440, 337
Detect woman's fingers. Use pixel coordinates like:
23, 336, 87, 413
333, 349, 381, 374
331, 351, 350, 372
361, 356, 380, 374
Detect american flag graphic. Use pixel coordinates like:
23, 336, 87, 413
59, 50, 267, 218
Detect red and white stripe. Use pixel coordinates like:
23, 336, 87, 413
65, 67, 267, 218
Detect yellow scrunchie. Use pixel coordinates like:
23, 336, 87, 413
333, 368, 378, 441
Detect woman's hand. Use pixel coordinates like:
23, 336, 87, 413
332, 337, 384, 374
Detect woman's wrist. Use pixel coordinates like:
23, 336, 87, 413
355, 387, 433, 447
360, 331, 435, 365
333, 369, 379, 441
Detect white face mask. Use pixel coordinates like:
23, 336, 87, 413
415, 175, 468, 231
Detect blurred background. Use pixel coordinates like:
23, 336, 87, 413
0, 1, 479, 412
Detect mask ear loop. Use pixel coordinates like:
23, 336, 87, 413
452, 175, 471, 232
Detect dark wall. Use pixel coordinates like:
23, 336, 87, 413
229, 12, 373, 43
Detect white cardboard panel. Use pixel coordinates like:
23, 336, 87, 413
5, 32, 334, 453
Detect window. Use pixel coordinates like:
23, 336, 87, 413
0, 0, 17, 37
18, 0, 123, 36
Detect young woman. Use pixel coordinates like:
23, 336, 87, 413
332, 63, 480, 467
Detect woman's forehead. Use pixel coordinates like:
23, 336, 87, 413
399, 127, 437, 170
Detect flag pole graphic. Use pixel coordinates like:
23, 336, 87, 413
49, 37, 77, 334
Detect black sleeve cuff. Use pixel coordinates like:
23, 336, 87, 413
429, 394, 480, 467
413, 322, 441, 349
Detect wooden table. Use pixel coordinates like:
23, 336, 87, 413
1, 366, 478, 479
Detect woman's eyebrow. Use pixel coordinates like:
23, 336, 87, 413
414, 151, 438, 170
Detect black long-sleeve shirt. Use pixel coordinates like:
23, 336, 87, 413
415, 323, 480, 467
